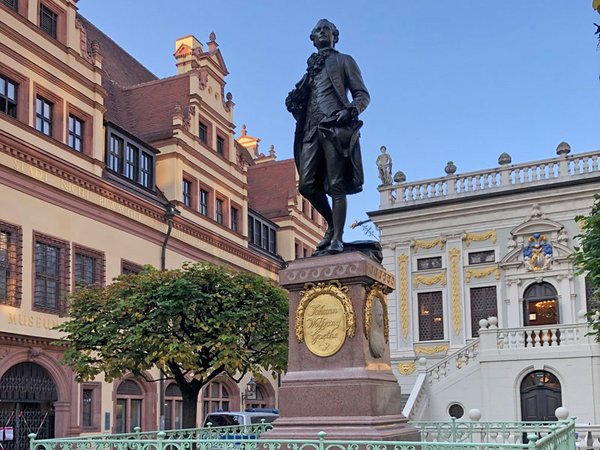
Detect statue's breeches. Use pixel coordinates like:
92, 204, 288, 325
298, 131, 346, 198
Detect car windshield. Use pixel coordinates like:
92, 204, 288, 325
204, 414, 243, 427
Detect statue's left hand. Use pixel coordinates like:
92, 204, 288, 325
334, 108, 352, 125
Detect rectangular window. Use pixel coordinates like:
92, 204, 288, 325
140, 153, 152, 188
35, 96, 53, 136
418, 291, 444, 341
182, 180, 192, 207
248, 215, 254, 243
124, 144, 139, 181
417, 256, 442, 271
39, 4, 57, 39
216, 136, 225, 156
470, 287, 498, 337
82, 388, 93, 427
230, 207, 239, 232
68, 114, 84, 152
303, 248, 308, 258
34, 235, 68, 313
295, 243, 299, 259
216, 199, 224, 224
108, 134, 123, 172
121, 260, 142, 275
74, 247, 103, 290
199, 190, 209, 216
1, 0, 17, 11
0, 75, 18, 118
199, 122, 208, 144
74, 253, 95, 286
0, 222, 21, 307
269, 228, 276, 253
468, 250, 495, 265
261, 224, 269, 250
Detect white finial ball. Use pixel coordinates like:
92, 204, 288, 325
468, 409, 482, 421
555, 407, 569, 420
479, 319, 489, 329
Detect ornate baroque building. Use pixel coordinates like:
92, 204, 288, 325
370, 143, 600, 423
0, 0, 321, 443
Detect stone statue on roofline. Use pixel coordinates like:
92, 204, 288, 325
376, 146, 393, 186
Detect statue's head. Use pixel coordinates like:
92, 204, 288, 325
310, 19, 339, 49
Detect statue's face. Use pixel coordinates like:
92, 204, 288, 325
311, 21, 335, 50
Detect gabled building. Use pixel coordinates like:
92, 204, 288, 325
0, 0, 317, 442
370, 143, 600, 424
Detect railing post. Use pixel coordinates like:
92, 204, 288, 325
157, 431, 166, 450
527, 433, 539, 450
317, 431, 327, 450
28, 433, 37, 450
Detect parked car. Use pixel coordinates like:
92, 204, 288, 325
202, 408, 279, 428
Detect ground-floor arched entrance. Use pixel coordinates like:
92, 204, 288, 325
520, 370, 562, 421
0, 362, 57, 450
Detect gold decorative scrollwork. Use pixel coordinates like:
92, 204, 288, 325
413, 272, 447, 288
415, 344, 449, 355
398, 254, 409, 337
364, 283, 389, 343
465, 265, 500, 283
449, 248, 461, 335
398, 362, 416, 376
411, 237, 446, 253
464, 230, 497, 247
295, 280, 355, 344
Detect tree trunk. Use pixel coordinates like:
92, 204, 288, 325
181, 388, 201, 429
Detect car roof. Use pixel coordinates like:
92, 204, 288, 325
206, 411, 278, 416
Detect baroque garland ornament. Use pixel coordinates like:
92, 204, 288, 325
295, 281, 355, 357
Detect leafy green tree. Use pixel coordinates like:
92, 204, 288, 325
56, 262, 288, 428
575, 195, 600, 334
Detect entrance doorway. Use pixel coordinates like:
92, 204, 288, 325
520, 371, 562, 421
0, 362, 57, 450
523, 283, 558, 326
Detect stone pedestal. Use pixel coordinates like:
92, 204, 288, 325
266, 251, 419, 440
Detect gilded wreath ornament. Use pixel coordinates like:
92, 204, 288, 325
364, 283, 390, 343
295, 280, 355, 344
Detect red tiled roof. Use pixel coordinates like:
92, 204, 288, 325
248, 159, 298, 219
79, 15, 188, 143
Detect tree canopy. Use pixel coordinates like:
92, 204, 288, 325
575, 195, 600, 332
56, 262, 289, 428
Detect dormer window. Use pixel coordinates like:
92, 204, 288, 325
106, 125, 156, 190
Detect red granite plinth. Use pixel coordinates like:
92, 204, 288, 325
265, 251, 419, 441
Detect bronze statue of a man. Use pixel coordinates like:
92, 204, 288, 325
286, 19, 370, 254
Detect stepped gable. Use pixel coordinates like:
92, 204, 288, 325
79, 15, 188, 143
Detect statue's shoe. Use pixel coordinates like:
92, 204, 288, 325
327, 239, 344, 254
316, 228, 334, 250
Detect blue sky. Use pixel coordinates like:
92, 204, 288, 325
77, 1, 600, 240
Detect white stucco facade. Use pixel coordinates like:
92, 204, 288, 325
370, 144, 600, 423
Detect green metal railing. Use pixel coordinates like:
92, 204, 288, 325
28, 418, 576, 450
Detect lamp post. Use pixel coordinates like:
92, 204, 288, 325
242, 378, 257, 409
159, 201, 180, 431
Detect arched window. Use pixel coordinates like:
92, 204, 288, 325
164, 383, 183, 430
523, 282, 558, 326
115, 380, 143, 433
520, 371, 562, 421
202, 381, 230, 421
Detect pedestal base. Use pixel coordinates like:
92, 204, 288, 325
266, 252, 419, 441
